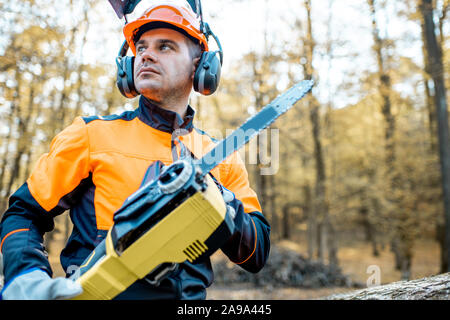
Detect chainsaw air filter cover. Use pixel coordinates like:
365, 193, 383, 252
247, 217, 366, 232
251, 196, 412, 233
158, 160, 193, 194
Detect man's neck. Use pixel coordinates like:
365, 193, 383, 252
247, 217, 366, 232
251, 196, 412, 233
144, 97, 189, 119
138, 97, 195, 134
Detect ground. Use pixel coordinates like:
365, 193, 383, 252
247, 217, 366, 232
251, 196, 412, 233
205, 237, 441, 299
48, 227, 441, 300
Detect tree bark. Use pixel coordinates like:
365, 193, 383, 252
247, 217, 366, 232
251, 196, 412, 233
305, 183, 316, 260
303, 0, 338, 266
4, 77, 35, 199
23, 86, 44, 180
420, 22, 437, 154
73, 1, 90, 118
368, 0, 413, 279
359, 205, 379, 256
248, 52, 275, 237
326, 272, 450, 300
419, 0, 450, 273
281, 203, 291, 240
0, 70, 22, 206
0, 96, 18, 213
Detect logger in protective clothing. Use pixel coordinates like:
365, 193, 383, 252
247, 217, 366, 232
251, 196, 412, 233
0, 0, 270, 300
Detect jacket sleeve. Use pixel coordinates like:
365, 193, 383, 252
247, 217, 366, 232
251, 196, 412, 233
220, 152, 270, 273
0, 117, 91, 284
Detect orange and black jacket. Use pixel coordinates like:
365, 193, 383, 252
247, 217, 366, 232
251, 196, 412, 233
0, 97, 270, 299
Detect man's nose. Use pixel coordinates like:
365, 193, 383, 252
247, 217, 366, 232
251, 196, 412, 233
140, 47, 158, 62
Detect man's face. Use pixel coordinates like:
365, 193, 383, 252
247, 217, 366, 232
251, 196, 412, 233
133, 28, 197, 104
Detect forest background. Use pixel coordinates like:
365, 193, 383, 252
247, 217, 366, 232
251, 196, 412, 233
0, 0, 449, 298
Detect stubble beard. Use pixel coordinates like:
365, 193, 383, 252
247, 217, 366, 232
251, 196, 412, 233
137, 68, 193, 110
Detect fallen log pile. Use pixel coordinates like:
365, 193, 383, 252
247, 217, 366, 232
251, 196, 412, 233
212, 244, 362, 289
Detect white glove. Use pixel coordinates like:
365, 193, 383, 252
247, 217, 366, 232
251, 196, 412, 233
0, 268, 82, 300
222, 186, 236, 219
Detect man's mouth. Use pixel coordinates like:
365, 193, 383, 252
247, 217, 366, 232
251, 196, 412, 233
137, 66, 160, 77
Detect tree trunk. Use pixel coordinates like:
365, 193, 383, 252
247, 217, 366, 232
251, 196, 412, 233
368, 0, 411, 279
302, 0, 338, 267
326, 272, 450, 300
73, 1, 90, 118
247, 52, 275, 238
368, 0, 396, 166
0, 70, 22, 207
421, 26, 437, 154
418, 0, 447, 273
268, 172, 278, 240
305, 184, 316, 260
359, 206, 379, 256
419, 0, 450, 273
0, 98, 18, 213
437, 1, 448, 47
23, 90, 44, 180
4, 79, 35, 199
281, 203, 292, 240
54, 22, 78, 134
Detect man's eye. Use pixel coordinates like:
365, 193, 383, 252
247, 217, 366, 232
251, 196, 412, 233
160, 44, 171, 51
136, 46, 146, 53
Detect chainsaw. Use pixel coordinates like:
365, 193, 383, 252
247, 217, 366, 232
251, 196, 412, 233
69, 80, 314, 299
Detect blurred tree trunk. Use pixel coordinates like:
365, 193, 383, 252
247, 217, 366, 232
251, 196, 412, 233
73, 1, 90, 119
303, 184, 316, 259
419, 0, 445, 274
23, 83, 45, 180
281, 203, 291, 240
437, 1, 448, 47
259, 129, 279, 239
368, 0, 412, 279
359, 205, 379, 256
4, 75, 35, 201
368, 0, 396, 169
418, 0, 450, 273
266, 166, 278, 239
248, 52, 275, 237
279, 145, 291, 240
0, 89, 18, 213
421, 29, 437, 154
54, 26, 77, 134
104, 77, 119, 116
303, 0, 338, 266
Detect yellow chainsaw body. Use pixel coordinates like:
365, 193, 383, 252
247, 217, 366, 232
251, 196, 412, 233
72, 174, 226, 300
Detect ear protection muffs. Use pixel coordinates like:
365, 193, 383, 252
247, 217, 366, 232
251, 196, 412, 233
193, 51, 221, 96
116, 41, 139, 99
193, 23, 223, 96
115, 23, 223, 98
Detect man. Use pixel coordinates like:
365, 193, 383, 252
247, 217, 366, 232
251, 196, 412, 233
0, 1, 270, 300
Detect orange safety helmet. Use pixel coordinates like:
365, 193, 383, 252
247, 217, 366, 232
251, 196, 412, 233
123, 2, 209, 56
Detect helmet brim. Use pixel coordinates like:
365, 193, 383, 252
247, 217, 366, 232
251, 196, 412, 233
123, 4, 209, 55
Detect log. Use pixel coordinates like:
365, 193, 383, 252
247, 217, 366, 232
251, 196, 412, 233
326, 272, 450, 300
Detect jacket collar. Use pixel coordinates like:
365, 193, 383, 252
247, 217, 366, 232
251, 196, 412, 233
137, 96, 195, 134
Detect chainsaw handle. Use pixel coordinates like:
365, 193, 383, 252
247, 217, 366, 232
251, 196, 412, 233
70, 237, 107, 280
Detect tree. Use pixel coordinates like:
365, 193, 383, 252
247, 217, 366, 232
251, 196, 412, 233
367, 0, 417, 280
418, 0, 450, 273
300, 0, 338, 266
